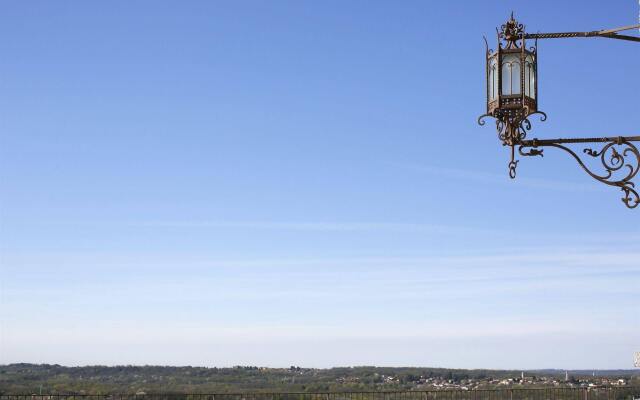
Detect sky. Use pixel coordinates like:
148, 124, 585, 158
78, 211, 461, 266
0, 1, 639, 370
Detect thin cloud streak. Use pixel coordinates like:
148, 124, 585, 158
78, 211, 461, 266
27, 219, 507, 235
17, 220, 639, 249
4, 319, 618, 343
3, 246, 640, 272
392, 162, 600, 192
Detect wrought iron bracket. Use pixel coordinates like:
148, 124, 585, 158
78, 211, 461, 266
519, 136, 640, 209
478, 112, 640, 208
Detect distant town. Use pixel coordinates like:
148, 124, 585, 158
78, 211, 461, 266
1, 364, 638, 394
346, 371, 632, 391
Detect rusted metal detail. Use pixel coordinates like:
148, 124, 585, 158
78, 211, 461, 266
523, 23, 640, 42
519, 138, 640, 208
521, 136, 640, 146
500, 13, 526, 49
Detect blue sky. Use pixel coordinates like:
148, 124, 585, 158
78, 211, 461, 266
0, 1, 639, 369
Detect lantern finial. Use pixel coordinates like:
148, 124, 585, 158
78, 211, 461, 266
500, 13, 525, 48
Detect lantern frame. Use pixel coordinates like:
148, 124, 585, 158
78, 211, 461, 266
485, 16, 538, 122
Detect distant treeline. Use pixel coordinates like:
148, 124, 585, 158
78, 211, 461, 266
1, 364, 638, 395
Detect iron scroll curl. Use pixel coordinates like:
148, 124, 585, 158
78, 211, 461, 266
519, 140, 640, 208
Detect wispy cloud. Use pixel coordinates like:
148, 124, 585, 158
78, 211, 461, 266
122, 220, 504, 234
392, 162, 600, 192
5, 318, 618, 344
22, 220, 639, 248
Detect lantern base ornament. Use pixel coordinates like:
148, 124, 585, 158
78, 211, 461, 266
477, 110, 548, 180
479, 14, 640, 209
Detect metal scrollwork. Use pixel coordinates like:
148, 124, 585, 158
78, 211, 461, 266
496, 119, 507, 142
479, 111, 547, 144
622, 184, 640, 208
518, 119, 531, 141
583, 148, 600, 157
508, 160, 519, 179
517, 112, 547, 142
519, 146, 544, 157
477, 113, 491, 127
520, 140, 640, 209
500, 13, 525, 48
477, 112, 509, 143
478, 109, 547, 176
525, 111, 547, 123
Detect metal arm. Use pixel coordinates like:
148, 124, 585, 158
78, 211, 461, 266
523, 24, 640, 42
518, 136, 640, 208
521, 136, 640, 147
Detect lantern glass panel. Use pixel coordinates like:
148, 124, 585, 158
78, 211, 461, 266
524, 54, 536, 99
489, 57, 498, 101
501, 54, 521, 95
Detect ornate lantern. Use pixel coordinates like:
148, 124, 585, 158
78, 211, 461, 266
482, 14, 545, 178
478, 14, 640, 208
486, 14, 537, 126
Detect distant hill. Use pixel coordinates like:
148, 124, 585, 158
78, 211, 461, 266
1, 364, 638, 394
